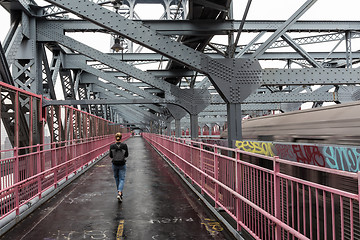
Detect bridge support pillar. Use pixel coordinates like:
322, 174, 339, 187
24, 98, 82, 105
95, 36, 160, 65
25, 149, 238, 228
203, 58, 262, 147
190, 114, 199, 139
227, 103, 242, 147
166, 119, 172, 136
166, 104, 187, 138
175, 118, 181, 138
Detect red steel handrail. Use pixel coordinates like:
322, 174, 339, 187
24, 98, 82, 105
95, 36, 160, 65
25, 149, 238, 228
143, 133, 360, 240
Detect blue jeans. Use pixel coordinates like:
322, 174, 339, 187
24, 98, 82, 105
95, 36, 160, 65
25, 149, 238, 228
112, 164, 126, 192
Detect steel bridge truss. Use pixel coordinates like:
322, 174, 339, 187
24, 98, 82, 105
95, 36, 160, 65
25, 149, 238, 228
1, 0, 360, 147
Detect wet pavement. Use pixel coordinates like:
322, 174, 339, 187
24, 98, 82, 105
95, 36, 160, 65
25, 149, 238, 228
1, 136, 234, 240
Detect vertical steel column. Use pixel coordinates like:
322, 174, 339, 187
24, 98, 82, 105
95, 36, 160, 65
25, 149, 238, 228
346, 31, 353, 69
175, 118, 181, 137
227, 103, 242, 148
227, 0, 234, 57
166, 120, 171, 136
128, 0, 135, 53
190, 114, 199, 139
163, 0, 171, 19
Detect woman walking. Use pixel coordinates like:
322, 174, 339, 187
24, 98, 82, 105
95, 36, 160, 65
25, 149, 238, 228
109, 132, 129, 202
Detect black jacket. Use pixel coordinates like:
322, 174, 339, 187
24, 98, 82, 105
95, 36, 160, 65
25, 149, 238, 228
109, 142, 129, 163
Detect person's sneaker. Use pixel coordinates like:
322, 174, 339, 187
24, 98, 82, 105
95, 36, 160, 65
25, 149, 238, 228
117, 194, 122, 202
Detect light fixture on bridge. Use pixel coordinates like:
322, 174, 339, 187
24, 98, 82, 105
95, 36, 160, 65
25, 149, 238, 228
111, 0, 123, 11
111, 37, 124, 53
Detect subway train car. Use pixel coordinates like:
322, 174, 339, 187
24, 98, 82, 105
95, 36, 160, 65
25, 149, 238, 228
221, 100, 360, 145
222, 101, 360, 239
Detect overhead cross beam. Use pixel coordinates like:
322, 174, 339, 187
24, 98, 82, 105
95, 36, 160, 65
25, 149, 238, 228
44, 0, 208, 73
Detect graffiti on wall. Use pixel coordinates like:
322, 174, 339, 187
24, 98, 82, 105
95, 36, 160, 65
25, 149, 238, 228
235, 140, 360, 173
235, 141, 274, 157
323, 146, 360, 172
291, 145, 326, 167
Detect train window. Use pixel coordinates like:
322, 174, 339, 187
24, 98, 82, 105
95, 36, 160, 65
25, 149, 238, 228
293, 138, 325, 144
258, 135, 274, 141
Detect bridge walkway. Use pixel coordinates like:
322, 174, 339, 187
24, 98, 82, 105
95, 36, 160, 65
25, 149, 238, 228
0, 136, 233, 240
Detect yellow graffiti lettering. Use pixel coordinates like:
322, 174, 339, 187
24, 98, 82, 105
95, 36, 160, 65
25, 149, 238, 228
235, 141, 274, 157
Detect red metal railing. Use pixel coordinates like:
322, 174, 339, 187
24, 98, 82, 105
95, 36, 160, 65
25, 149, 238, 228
0, 133, 130, 221
143, 133, 360, 240
0, 81, 131, 224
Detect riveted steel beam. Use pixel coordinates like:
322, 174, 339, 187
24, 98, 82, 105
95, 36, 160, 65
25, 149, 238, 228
0, 42, 14, 85
36, 24, 172, 92
37, 24, 211, 115
262, 68, 360, 85
252, 0, 317, 58
281, 34, 322, 68
89, 80, 164, 114
97, 90, 160, 122
43, 0, 208, 73
41, 19, 360, 34
43, 98, 178, 107
244, 92, 338, 103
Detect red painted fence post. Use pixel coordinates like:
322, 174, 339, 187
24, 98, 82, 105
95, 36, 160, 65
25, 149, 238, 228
200, 143, 204, 195
214, 145, 219, 209
358, 171, 360, 232
236, 149, 242, 232
274, 156, 281, 239
14, 147, 19, 215
36, 144, 42, 199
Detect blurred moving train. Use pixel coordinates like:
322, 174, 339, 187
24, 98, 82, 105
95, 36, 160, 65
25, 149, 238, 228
220, 101, 360, 239
221, 100, 360, 145
219, 101, 360, 239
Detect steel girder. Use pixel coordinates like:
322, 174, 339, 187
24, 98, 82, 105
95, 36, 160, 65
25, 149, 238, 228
81, 78, 165, 114
3, 19, 24, 67
2, 0, 358, 142
43, 0, 207, 72
96, 91, 157, 124
0, 42, 14, 85
37, 5, 360, 106
96, 90, 161, 122
262, 68, 360, 85
41, 0, 261, 110
70, 51, 360, 62
37, 22, 210, 115
252, 0, 318, 59
43, 98, 201, 107
210, 92, 340, 104
65, 58, 171, 115
281, 34, 322, 68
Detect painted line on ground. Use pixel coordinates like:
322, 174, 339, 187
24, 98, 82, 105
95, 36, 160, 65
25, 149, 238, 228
116, 220, 124, 240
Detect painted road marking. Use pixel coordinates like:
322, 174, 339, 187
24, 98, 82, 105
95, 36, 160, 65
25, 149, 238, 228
201, 218, 223, 236
116, 220, 125, 240
96, 165, 107, 167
